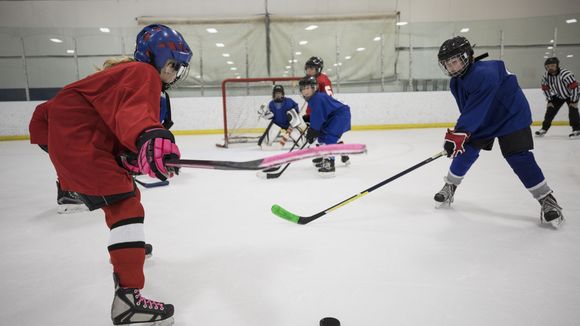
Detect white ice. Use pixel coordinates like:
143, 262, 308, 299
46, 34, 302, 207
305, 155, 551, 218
1, 127, 579, 326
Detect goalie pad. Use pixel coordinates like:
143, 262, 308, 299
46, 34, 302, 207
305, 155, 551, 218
257, 104, 273, 120
286, 110, 306, 131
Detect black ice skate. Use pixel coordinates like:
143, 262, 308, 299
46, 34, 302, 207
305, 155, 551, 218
534, 129, 547, 137
569, 130, 580, 139
434, 181, 457, 207
56, 181, 88, 214
312, 157, 323, 167
539, 193, 564, 228
318, 158, 335, 178
111, 274, 174, 326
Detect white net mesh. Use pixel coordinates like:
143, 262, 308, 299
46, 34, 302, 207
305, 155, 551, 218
220, 77, 304, 147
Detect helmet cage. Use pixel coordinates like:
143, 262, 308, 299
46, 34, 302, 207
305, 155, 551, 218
299, 76, 318, 92
438, 52, 471, 78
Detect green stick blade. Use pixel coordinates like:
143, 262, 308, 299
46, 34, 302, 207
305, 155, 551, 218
271, 204, 300, 224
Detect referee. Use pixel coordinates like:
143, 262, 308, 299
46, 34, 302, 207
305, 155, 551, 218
535, 57, 580, 139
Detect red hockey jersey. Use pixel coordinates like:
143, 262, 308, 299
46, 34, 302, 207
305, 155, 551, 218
306, 73, 333, 116
29, 62, 163, 195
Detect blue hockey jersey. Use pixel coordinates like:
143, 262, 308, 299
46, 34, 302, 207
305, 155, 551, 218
268, 97, 299, 129
307, 92, 351, 144
451, 60, 532, 140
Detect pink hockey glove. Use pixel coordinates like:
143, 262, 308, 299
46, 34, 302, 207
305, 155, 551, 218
443, 129, 470, 158
137, 128, 181, 181
119, 152, 141, 175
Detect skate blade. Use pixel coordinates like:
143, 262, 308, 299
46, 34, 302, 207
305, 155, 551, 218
550, 217, 565, 229
435, 201, 452, 209
318, 172, 336, 178
118, 317, 174, 326
57, 204, 89, 214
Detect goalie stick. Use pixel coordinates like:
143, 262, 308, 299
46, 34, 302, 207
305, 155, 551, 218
166, 143, 366, 170
271, 150, 446, 225
134, 177, 169, 188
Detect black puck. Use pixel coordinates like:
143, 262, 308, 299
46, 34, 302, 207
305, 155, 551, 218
320, 317, 340, 326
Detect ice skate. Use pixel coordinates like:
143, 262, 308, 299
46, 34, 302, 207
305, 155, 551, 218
318, 158, 335, 178
341, 155, 351, 166
312, 157, 323, 167
569, 130, 580, 139
111, 274, 174, 326
539, 193, 564, 228
434, 181, 457, 208
534, 129, 547, 137
56, 181, 88, 214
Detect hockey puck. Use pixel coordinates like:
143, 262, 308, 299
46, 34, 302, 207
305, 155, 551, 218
320, 317, 340, 326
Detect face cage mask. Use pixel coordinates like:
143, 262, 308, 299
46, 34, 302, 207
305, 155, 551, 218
163, 63, 190, 91
438, 52, 470, 78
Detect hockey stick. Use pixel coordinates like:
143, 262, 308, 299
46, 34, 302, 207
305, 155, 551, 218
134, 177, 170, 188
166, 143, 366, 170
271, 150, 447, 225
258, 136, 309, 179
257, 119, 276, 147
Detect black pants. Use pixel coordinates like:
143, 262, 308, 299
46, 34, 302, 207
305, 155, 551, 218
541, 97, 580, 131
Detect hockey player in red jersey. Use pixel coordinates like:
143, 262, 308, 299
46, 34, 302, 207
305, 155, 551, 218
28, 24, 192, 325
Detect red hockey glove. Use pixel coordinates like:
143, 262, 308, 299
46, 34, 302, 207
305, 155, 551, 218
443, 129, 470, 158
137, 128, 181, 181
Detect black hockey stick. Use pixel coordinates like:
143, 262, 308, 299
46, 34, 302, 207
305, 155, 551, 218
257, 119, 276, 147
166, 143, 367, 171
272, 150, 447, 224
134, 177, 169, 188
259, 140, 309, 179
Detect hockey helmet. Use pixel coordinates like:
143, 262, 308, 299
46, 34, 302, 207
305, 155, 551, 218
299, 75, 318, 91
437, 36, 474, 77
134, 24, 193, 80
272, 84, 285, 97
304, 56, 324, 75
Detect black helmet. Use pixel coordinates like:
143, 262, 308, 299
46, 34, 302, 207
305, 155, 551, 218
272, 84, 285, 97
299, 75, 318, 91
437, 36, 474, 77
305, 56, 324, 75
544, 57, 559, 66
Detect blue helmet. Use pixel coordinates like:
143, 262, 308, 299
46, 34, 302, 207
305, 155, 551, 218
134, 24, 193, 73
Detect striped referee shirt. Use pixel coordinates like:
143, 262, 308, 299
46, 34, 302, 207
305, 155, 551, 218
541, 68, 579, 103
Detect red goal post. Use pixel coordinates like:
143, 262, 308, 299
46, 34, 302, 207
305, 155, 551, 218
219, 76, 302, 148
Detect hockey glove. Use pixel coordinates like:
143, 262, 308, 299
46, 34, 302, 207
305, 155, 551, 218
118, 151, 141, 175
305, 127, 320, 144
443, 129, 470, 158
137, 128, 181, 181
258, 104, 273, 120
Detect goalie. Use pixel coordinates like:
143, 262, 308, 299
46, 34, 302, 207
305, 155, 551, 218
257, 85, 306, 149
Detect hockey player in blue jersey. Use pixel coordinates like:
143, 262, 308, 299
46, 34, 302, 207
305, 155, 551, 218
434, 36, 564, 228
257, 85, 303, 147
300, 76, 351, 177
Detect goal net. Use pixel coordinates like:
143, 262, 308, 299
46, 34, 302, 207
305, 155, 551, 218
218, 77, 303, 148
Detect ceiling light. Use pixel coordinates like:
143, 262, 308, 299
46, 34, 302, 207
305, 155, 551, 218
544, 56, 549, 58
547, 46, 553, 50
206, 28, 218, 33
216, 43, 225, 47
396, 22, 408, 26
567, 54, 574, 58
356, 47, 365, 52
299, 40, 308, 45
230, 67, 237, 71
460, 28, 470, 33
295, 51, 302, 55
345, 56, 352, 60
373, 36, 381, 41
566, 19, 577, 24
305, 25, 318, 31
66, 49, 75, 54
550, 39, 554, 43
99, 27, 110, 33
285, 65, 291, 69
222, 53, 230, 57
50, 38, 63, 43
226, 61, 234, 64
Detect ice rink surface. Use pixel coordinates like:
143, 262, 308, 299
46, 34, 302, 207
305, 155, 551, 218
1, 126, 579, 326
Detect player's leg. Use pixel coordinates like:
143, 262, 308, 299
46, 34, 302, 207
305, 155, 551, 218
100, 188, 174, 325
499, 127, 563, 227
537, 97, 565, 135
434, 143, 481, 207
566, 99, 580, 138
